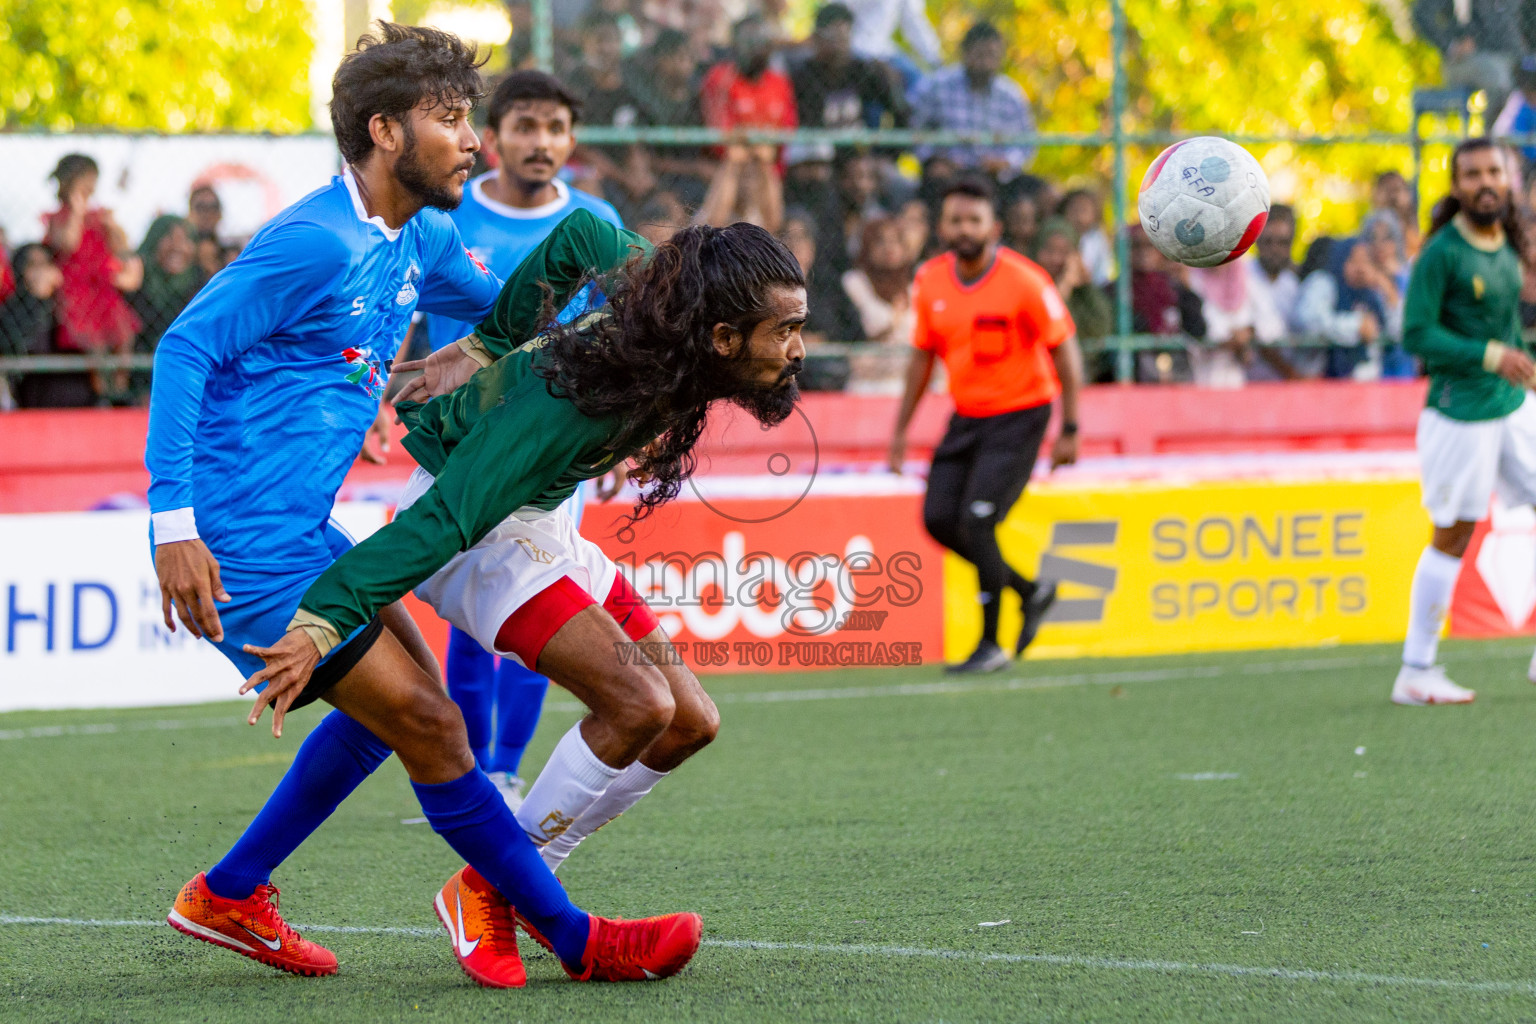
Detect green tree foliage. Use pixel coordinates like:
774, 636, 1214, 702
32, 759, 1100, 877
931, 0, 1442, 240
0, 0, 314, 132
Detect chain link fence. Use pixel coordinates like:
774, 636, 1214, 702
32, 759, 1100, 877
4, 0, 1533, 407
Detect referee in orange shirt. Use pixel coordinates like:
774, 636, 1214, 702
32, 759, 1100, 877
889, 176, 1083, 674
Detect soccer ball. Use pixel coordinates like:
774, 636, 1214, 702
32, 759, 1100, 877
1137, 137, 1271, 267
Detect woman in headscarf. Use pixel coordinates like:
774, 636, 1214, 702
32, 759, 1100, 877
1296, 228, 1403, 380
130, 214, 205, 348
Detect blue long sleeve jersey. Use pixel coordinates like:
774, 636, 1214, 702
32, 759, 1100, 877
145, 171, 502, 574
418, 174, 622, 351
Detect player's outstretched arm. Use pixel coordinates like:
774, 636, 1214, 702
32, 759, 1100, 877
474, 207, 651, 362
290, 392, 607, 662
240, 629, 322, 738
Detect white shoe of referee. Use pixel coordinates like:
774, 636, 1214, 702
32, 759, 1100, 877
1392, 664, 1475, 706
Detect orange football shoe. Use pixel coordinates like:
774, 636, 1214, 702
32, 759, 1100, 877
434, 866, 526, 988
564, 911, 703, 982
167, 872, 337, 976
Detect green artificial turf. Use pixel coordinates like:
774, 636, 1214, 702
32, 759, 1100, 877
4, 639, 1536, 1023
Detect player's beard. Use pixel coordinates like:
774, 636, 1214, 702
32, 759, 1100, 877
1463, 188, 1509, 227
731, 359, 803, 426
396, 123, 466, 212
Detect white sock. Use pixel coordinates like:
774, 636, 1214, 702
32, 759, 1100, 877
514, 723, 623, 849
1403, 545, 1461, 668
540, 761, 669, 873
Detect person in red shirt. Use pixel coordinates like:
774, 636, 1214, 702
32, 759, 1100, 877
889, 176, 1084, 673
700, 14, 797, 162
42, 154, 144, 402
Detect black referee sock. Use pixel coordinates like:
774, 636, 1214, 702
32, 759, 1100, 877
1009, 571, 1036, 600
980, 590, 1002, 646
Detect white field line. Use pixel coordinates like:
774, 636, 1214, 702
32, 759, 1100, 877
543, 646, 1528, 713
0, 915, 1530, 996
4, 645, 1529, 741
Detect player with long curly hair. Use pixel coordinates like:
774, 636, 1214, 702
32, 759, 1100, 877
225, 208, 806, 986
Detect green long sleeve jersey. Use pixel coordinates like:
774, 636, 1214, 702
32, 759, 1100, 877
294, 208, 655, 648
1402, 215, 1526, 422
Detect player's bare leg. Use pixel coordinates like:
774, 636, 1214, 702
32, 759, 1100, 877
1396, 521, 1478, 705
513, 610, 718, 867
533, 625, 719, 872
380, 598, 442, 684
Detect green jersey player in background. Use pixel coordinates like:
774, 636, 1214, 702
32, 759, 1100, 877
1395, 137, 1536, 705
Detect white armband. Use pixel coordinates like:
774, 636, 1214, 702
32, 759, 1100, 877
151, 507, 199, 544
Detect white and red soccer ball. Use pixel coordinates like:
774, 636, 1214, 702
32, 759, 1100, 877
1137, 137, 1271, 267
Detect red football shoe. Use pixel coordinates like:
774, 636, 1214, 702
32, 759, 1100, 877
564, 912, 703, 982
434, 866, 526, 988
167, 872, 337, 976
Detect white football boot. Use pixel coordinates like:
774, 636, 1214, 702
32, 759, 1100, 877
1391, 664, 1475, 706
487, 772, 527, 811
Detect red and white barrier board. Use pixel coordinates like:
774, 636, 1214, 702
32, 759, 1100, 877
583, 480, 946, 674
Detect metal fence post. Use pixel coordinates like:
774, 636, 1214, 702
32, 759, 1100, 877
1111, 0, 1133, 382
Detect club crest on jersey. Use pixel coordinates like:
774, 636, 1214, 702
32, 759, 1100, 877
342, 346, 385, 398
395, 261, 420, 306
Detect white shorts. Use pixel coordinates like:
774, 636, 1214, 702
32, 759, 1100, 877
396, 467, 619, 666
1418, 393, 1536, 528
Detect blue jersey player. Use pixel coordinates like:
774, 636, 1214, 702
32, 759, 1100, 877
421, 70, 624, 812
153, 24, 700, 988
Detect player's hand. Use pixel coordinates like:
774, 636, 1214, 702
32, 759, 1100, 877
358, 402, 392, 464
887, 435, 907, 474
240, 629, 321, 739
392, 342, 480, 404
155, 539, 231, 642
1050, 433, 1079, 470
1496, 346, 1536, 386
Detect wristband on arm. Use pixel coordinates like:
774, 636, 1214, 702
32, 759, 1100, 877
1483, 341, 1508, 374
456, 334, 495, 369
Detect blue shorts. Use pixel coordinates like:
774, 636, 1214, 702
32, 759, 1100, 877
151, 519, 373, 687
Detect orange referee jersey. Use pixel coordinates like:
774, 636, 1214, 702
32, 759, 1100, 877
911, 247, 1075, 418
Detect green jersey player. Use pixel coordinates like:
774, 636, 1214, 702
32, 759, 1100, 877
1396, 137, 1536, 705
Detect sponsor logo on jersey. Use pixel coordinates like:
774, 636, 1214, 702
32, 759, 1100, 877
342, 346, 386, 399
395, 261, 420, 306
513, 538, 556, 564
1473, 274, 1486, 300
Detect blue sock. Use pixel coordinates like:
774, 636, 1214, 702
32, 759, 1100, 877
490, 661, 549, 776
206, 710, 392, 900
446, 626, 495, 769
413, 769, 591, 966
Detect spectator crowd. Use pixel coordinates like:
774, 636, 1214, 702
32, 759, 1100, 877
12, 0, 1536, 405
1, 154, 245, 408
